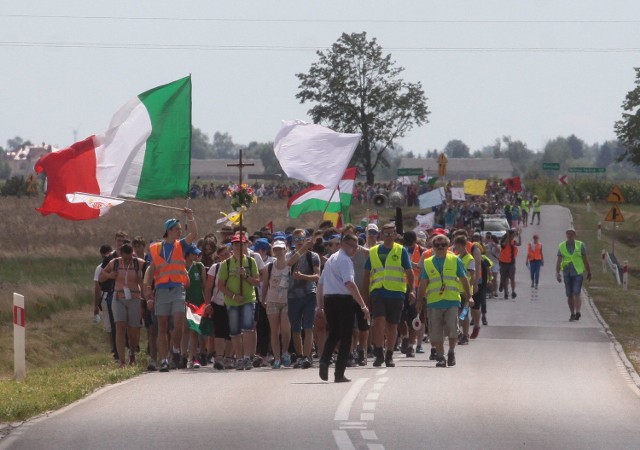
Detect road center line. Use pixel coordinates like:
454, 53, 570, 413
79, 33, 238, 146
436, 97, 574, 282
334, 378, 370, 421
332, 430, 356, 450
366, 392, 380, 401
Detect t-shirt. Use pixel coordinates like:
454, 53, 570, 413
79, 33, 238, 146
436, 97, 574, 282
319, 249, 355, 296
557, 241, 587, 277
94, 264, 102, 283
218, 256, 259, 306
365, 244, 412, 299
350, 246, 369, 294
287, 251, 320, 298
186, 262, 205, 305
265, 261, 290, 304
206, 263, 226, 306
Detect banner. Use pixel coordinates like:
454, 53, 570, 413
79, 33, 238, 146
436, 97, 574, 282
418, 187, 446, 209
450, 187, 465, 201
463, 179, 488, 196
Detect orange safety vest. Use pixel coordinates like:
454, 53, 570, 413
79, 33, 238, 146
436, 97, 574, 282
149, 240, 188, 286
499, 240, 518, 264
409, 245, 424, 288
527, 242, 542, 261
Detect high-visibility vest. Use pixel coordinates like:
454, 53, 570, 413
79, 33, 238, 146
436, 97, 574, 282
459, 253, 474, 296
527, 242, 543, 261
409, 245, 424, 288
499, 240, 518, 263
521, 200, 529, 212
533, 199, 541, 212
559, 240, 585, 274
369, 243, 406, 293
149, 240, 188, 286
423, 254, 462, 306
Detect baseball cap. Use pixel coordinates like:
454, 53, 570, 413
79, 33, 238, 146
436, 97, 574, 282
431, 228, 447, 236
366, 223, 379, 233
185, 244, 202, 256
566, 227, 576, 234
416, 231, 427, 241
272, 240, 287, 250
252, 238, 270, 251
163, 218, 180, 237
272, 231, 286, 241
230, 234, 248, 243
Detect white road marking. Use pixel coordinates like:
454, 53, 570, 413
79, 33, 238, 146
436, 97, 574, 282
378, 377, 389, 382
366, 392, 380, 401
340, 422, 366, 426
332, 430, 356, 450
360, 413, 375, 421
367, 444, 386, 450
375, 369, 388, 376
361, 430, 378, 440
334, 378, 370, 421
339, 425, 367, 430
362, 402, 376, 411
373, 383, 384, 391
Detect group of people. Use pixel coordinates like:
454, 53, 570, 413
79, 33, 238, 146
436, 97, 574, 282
92, 190, 592, 380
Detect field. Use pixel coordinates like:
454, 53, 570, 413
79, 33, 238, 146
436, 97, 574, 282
0, 195, 637, 423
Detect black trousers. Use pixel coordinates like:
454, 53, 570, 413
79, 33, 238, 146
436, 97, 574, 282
321, 295, 356, 379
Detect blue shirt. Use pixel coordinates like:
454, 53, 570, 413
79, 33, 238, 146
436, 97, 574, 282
365, 244, 412, 299
420, 255, 467, 309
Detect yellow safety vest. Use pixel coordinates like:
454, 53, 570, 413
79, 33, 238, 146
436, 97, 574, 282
559, 240, 585, 274
423, 254, 462, 306
459, 253, 474, 296
521, 200, 529, 212
369, 243, 406, 293
533, 199, 541, 213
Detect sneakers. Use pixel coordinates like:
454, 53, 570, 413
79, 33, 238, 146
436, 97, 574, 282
251, 355, 263, 368
224, 357, 235, 369
272, 360, 282, 369
470, 326, 480, 339
569, 314, 576, 322
335, 376, 351, 383
384, 350, 395, 367
575, 312, 581, 321
429, 348, 438, 361
458, 335, 469, 345
235, 359, 245, 370
447, 351, 456, 367
346, 354, 356, 368
319, 361, 329, 381
482, 315, 488, 326
282, 352, 292, 368
159, 359, 170, 372
499, 284, 503, 292
193, 358, 201, 369
147, 360, 157, 371
400, 338, 409, 355
199, 354, 208, 367
511, 292, 517, 299
213, 359, 224, 370
373, 348, 385, 367
504, 292, 509, 300
302, 357, 312, 369
405, 346, 415, 358
187, 359, 194, 369
435, 356, 446, 368
243, 357, 253, 370
356, 348, 366, 366
179, 356, 188, 370
416, 345, 425, 354
293, 357, 304, 369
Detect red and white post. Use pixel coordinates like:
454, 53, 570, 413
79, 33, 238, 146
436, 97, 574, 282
597, 221, 602, 241
622, 261, 628, 291
13, 293, 26, 381
601, 249, 607, 273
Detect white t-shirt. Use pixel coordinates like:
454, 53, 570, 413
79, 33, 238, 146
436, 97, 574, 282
206, 263, 226, 306
94, 264, 102, 283
265, 260, 290, 304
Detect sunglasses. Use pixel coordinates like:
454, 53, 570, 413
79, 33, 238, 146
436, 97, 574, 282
433, 243, 448, 249
367, 230, 378, 234
382, 231, 395, 237
293, 237, 306, 242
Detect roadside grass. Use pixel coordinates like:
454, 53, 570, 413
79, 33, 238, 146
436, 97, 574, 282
568, 201, 640, 371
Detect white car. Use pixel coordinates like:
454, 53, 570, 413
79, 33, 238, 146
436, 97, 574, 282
480, 214, 510, 240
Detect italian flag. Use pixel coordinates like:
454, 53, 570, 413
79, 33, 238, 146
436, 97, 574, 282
186, 302, 209, 335
287, 167, 356, 223
35, 76, 192, 220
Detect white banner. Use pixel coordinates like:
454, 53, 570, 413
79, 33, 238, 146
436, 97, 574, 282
451, 187, 466, 201
418, 187, 446, 209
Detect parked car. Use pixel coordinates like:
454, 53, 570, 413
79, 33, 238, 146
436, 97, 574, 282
480, 214, 510, 240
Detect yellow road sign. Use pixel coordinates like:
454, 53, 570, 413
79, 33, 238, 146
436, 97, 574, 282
607, 186, 625, 203
605, 204, 624, 223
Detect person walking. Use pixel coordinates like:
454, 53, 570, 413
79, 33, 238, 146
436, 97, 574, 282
318, 234, 370, 383
530, 195, 541, 225
526, 234, 544, 289
555, 228, 592, 321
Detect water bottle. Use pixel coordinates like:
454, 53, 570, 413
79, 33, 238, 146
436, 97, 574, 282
459, 305, 469, 321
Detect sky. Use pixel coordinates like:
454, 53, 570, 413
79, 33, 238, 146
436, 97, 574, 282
2, 0, 640, 156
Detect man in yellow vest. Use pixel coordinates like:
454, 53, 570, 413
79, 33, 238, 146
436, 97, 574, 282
555, 227, 592, 321
363, 223, 414, 367
143, 208, 198, 372
417, 234, 471, 367
520, 198, 529, 228
530, 195, 541, 225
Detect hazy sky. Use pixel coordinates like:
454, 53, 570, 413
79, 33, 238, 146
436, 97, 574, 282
2, 1, 640, 155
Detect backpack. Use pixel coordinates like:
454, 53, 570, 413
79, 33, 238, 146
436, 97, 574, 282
113, 257, 140, 276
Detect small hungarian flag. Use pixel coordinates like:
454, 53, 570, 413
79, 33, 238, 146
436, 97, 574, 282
186, 302, 211, 335
264, 221, 274, 233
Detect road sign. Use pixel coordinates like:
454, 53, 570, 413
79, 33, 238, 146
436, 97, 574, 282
568, 167, 606, 174
558, 175, 568, 186
397, 168, 424, 176
542, 163, 560, 170
437, 153, 448, 177
605, 204, 624, 223
607, 186, 625, 203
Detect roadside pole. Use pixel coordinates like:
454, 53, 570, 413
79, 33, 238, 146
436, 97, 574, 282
14, 292, 26, 381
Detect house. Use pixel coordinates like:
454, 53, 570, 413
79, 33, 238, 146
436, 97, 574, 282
399, 157, 514, 181
3, 144, 56, 178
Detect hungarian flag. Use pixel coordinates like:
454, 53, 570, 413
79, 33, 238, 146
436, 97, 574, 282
287, 167, 356, 223
35, 76, 192, 220
504, 176, 522, 192
186, 302, 210, 335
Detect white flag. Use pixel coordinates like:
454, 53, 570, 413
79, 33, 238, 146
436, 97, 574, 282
273, 120, 361, 191
415, 212, 435, 231
418, 187, 446, 209
65, 192, 124, 217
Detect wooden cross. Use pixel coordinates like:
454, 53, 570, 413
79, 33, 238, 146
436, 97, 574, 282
227, 148, 254, 294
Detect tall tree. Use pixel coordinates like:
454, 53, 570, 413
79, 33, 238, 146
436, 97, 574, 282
596, 142, 613, 168
296, 32, 429, 184
212, 132, 237, 159
566, 134, 585, 159
444, 139, 470, 158
191, 127, 213, 159
615, 67, 640, 165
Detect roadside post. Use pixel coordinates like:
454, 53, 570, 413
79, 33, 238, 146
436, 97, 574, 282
623, 261, 628, 291
14, 292, 26, 381
601, 249, 606, 273
597, 221, 602, 240
605, 186, 625, 255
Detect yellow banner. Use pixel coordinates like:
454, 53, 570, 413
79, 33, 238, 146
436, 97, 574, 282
463, 179, 488, 196
323, 211, 341, 227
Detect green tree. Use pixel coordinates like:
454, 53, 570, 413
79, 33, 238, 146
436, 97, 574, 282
596, 142, 613, 168
444, 139, 470, 158
212, 132, 237, 159
191, 126, 213, 159
501, 136, 535, 176
6, 136, 31, 151
614, 67, 640, 165
296, 31, 429, 184
566, 134, 585, 159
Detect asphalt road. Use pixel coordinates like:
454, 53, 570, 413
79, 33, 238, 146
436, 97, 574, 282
3, 205, 640, 450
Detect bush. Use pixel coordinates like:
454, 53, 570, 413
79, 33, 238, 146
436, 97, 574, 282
0, 176, 26, 197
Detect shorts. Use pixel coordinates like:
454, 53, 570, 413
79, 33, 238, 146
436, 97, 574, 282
371, 296, 403, 324
288, 292, 317, 332
154, 286, 186, 316
212, 303, 230, 339
227, 302, 255, 336
472, 284, 487, 311
563, 274, 584, 297
427, 307, 459, 342
353, 299, 370, 331
112, 297, 143, 327
499, 262, 516, 280
267, 301, 288, 316
491, 262, 500, 274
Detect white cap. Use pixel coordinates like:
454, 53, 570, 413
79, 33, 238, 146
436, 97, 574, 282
366, 223, 379, 232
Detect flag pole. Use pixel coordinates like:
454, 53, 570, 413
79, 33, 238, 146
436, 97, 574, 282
73, 192, 185, 211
